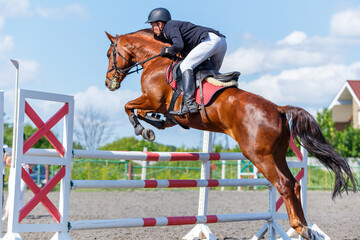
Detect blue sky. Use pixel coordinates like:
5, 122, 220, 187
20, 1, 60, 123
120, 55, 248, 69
1, 0, 360, 149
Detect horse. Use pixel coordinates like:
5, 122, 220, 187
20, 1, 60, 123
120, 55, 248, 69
104, 29, 356, 239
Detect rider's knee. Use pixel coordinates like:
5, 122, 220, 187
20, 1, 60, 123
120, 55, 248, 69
179, 62, 193, 73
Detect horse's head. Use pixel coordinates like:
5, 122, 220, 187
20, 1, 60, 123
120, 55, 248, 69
105, 32, 135, 91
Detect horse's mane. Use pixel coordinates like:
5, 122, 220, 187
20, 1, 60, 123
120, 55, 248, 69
137, 28, 155, 36
120, 28, 169, 56
125, 28, 168, 46
125, 28, 155, 39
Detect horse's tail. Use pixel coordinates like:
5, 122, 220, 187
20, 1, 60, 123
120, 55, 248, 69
280, 105, 357, 199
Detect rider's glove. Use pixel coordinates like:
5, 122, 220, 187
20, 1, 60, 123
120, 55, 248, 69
160, 47, 169, 57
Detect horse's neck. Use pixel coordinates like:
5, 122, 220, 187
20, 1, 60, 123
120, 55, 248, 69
125, 33, 163, 64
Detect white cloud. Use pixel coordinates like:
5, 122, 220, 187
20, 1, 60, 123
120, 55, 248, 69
0, 59, 40, 90
74, 86, 136, 110
0, 66, 14, 89
0, 34, 14, 56
73, 86, 140, 121
36, 4, 89, 19
20, 59, 40, 82
330, 7, 360, 37
240, 62, 360, 109
72, 86, 141, 143
222, 14, 360, 76
222, 48, 264, 74
221, 6, 360, 118
277, 31, 307, 46
0, 0, 31, 17
65, 4, 89, 18
222, 45, 328, 75
35, 7, 59, 18
0, 16, 5, 30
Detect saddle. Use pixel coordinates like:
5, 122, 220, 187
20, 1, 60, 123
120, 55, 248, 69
168, 60, 240, 90
165, 60, 240, 125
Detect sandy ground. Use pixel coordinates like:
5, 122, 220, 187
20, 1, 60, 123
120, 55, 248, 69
1, 190, 359, 240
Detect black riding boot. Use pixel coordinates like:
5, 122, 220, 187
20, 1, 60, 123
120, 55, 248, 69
170, 69, 199, 116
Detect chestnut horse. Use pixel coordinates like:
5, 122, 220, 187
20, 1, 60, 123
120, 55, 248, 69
104, 29, 356, 239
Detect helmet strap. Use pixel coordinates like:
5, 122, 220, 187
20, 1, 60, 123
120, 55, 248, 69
156, 22, 165, 37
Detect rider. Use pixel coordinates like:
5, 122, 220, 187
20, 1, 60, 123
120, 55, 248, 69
146, 7, 227, 116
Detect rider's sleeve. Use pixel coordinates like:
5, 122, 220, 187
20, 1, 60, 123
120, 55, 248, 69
166, 27, 184, 56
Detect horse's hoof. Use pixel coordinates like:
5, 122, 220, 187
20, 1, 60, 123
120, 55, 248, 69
301, 227, 312, 240
134, 125, 145, 136
142, 129, 155, 142
301, 226, 325, 240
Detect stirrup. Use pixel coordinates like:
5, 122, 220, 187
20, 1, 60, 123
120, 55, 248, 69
169, 106, 190, 116
169, 109, 187, 116
170, 104, 198, 116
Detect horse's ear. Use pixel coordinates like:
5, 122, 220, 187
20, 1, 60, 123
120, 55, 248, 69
105, 31, 115, 44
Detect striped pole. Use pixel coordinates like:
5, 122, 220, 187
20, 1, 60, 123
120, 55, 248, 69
69, 213, 272, 230
71, 178, 271, 190
3, 148, 246, 161
4, 148, 300, 167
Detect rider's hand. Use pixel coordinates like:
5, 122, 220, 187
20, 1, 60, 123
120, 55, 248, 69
160, 47, 169, 57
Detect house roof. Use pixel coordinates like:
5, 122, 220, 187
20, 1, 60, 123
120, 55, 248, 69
347, 80, 360, 101
328, 80, 360, 122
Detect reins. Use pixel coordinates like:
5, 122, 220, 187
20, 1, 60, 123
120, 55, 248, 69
126, 53, 162, 74
107, 36, 161, 79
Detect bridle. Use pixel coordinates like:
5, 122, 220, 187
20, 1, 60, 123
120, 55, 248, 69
106, 36, 161, 88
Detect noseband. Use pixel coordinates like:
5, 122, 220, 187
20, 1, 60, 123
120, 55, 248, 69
106, 36, 161, 85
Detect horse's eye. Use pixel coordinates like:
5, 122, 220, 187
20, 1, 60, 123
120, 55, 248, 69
107, 53, 111, 58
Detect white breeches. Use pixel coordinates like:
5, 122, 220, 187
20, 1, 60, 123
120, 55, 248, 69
180, 32, 227, 73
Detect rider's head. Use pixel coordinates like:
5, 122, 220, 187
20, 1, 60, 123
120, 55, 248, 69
146, 8, 171, 37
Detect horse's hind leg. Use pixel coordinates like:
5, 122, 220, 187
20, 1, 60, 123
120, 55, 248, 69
273, 156, 308, 233
247, 152, 309, 237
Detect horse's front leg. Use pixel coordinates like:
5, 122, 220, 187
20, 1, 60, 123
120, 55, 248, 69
125, 94, 160, 141
137, 109, 176, 130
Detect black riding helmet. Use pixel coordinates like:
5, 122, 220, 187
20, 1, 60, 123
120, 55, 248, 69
146, 8, 171, 23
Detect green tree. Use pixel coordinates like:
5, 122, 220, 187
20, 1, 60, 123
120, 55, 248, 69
174, 145, 200, 152
334, 126, 360, 157
316, 108, 360, 157
100, 136, 177, 152
317, 108, 338, 142
73, 142, 84, 149
4, 123, 13, 147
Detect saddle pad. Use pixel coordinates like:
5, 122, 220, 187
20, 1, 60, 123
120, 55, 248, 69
166, 65, 230, 106
195, 81, 228, 106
